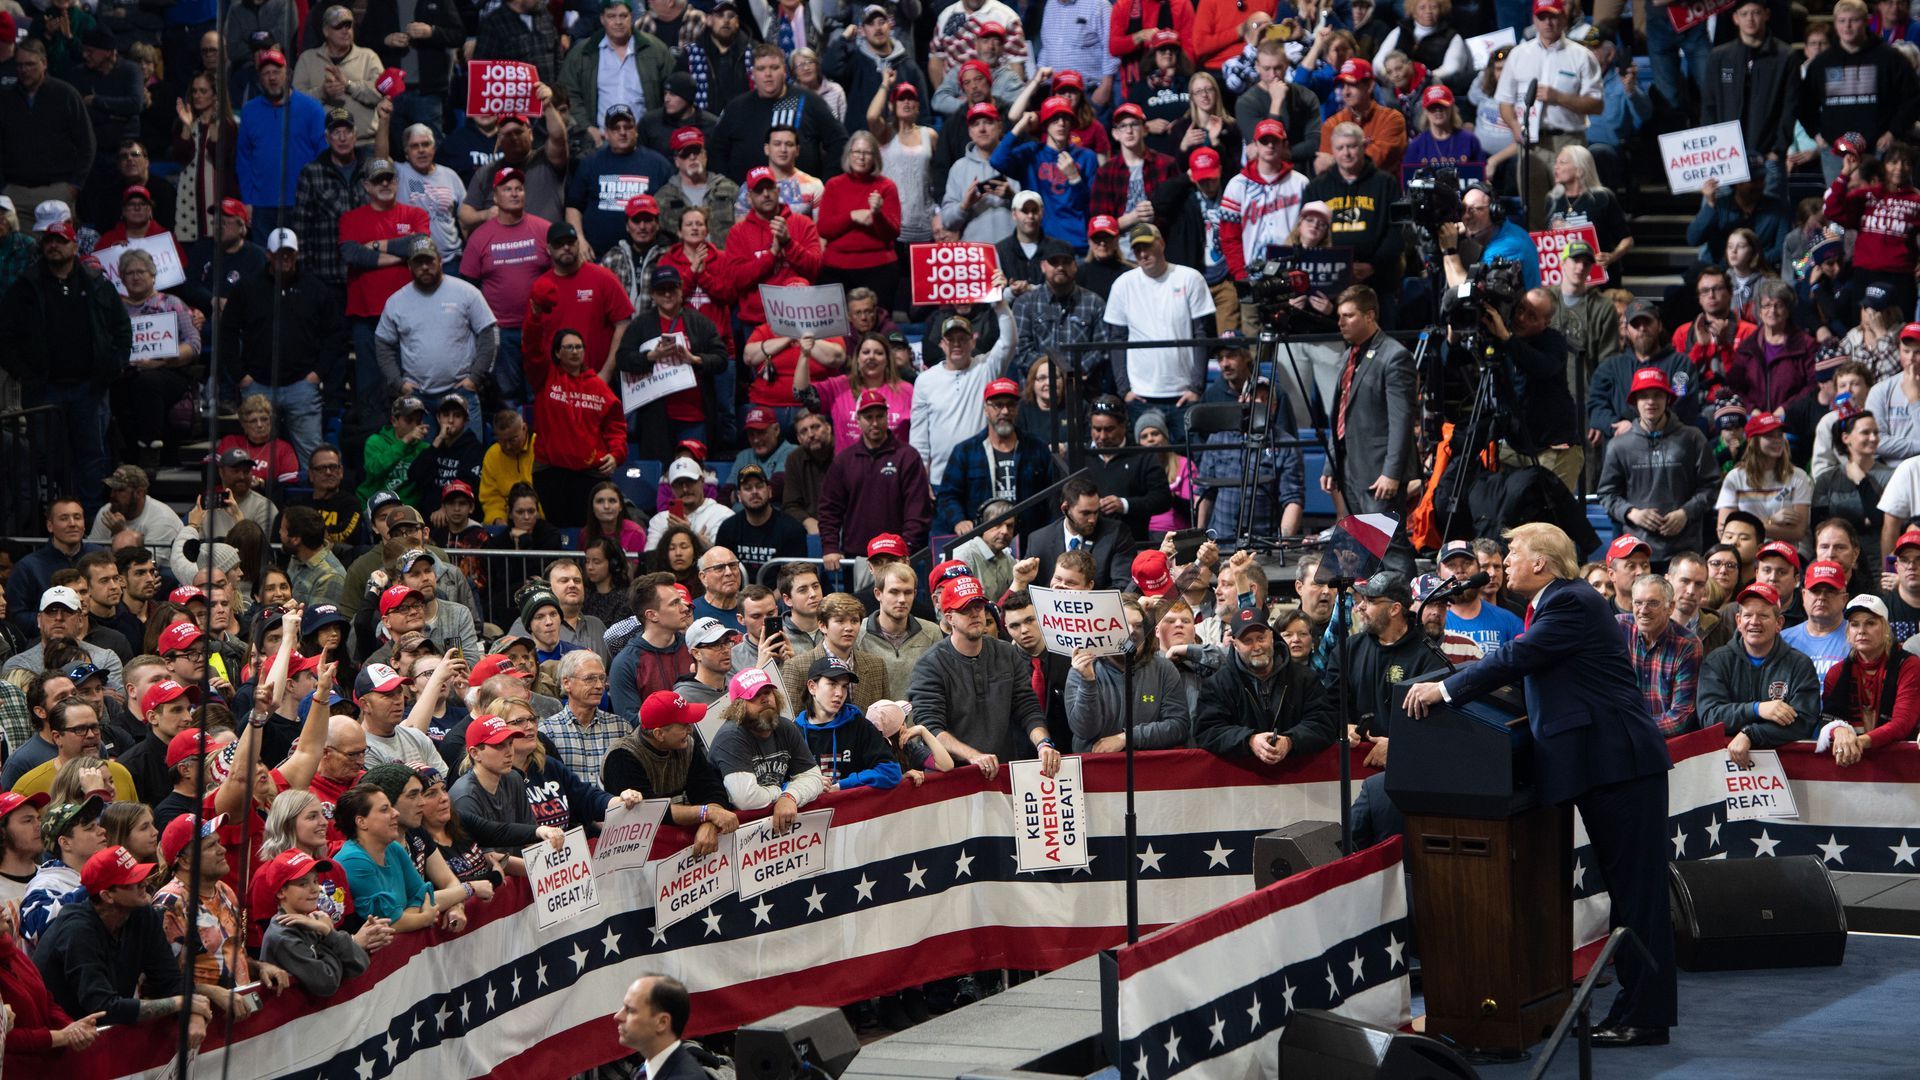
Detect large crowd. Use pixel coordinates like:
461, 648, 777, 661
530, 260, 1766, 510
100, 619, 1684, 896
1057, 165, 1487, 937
6, 0, 1920, 1063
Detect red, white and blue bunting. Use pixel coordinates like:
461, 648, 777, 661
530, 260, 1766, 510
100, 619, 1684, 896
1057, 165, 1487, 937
1111, 838, 1411, 1080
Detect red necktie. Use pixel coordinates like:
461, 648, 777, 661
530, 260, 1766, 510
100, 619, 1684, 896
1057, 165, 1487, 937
1335, 346, 1362, 439
1523, 603, 1535, 632
1031, 656, 1047, 708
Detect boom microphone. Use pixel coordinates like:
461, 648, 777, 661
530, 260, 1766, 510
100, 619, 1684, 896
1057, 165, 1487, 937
1426, 571, 1490, 607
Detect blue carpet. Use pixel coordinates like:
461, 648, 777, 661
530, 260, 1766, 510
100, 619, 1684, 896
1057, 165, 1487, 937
1469, 933, 1918, 1079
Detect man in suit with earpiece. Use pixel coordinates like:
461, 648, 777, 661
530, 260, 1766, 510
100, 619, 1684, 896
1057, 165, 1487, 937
1323, 284, 1418, 577
1023, 475, 1135, 591
617, 973, 710, 1079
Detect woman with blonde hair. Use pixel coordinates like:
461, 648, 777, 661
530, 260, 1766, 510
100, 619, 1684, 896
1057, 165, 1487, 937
1169, 70, 1241, 168
100, 800, 159, 863
1716, 413, 1813, 545
1546, 144, 1632, 269
257, 788, 396, 953
1372, 0, 1471, 82
796, 330, 913, 452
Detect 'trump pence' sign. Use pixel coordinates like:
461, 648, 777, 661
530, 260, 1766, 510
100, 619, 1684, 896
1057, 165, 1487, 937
1011, 756, 1087, 872
467, 60, 541, 116
1660, 122, 1750, 195
524, 827, 600, 930
1027, 586, 1130, 657
759, 283, 850, 339
909, 242, 1000, 306
1722, 750, 1799, 822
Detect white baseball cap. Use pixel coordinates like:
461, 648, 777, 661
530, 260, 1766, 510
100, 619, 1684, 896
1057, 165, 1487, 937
267, 228, 299, 253
39, 586, 82, 612
0, 195, 14, 214
666, 458, 703, 483
1846, 594, 1891, 621
32, 200, 70, 233
687, 617, 739, 648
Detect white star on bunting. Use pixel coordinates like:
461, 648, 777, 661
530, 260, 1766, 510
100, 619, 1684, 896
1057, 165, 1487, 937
1385, 934, 1405, 970
1204, 840, 1233, 868
854, 874, 876, 902
1892, 836, 1919, 867
1817, 834, 1849, 866
1705, 815, 1722, 848
356, 1055, 377, 1080
601, 927, 622, 957
1672, 826, 1688, 858
954, 850, 975, 878
384, 1034, 401, 1066
1753, 829, 1781, 857
1208, 1011, 1227, 1048
904, 862, 928, 890
1138, 844, 1165, 872
1247, 993, 1263, 1032
804, 887, 827, 914
1164, 1029, 1182, 1066
702, 909, 725, 937
569, 944, 590, 973
751, 897, 775, 926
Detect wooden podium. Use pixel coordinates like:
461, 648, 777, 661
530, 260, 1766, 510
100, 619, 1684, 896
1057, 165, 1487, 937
1385, 681, 1572, 1054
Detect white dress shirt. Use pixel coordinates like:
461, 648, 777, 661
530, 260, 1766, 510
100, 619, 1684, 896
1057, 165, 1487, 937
1494, 36, 1603, 139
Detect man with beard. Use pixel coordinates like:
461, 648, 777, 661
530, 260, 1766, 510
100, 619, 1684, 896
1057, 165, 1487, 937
936, 378, 1056, 537
823, 5, 929, 134
459, 92, 571, 230
714, 466, 808, 578
909, 576, 1060, 780
707, 667, 825, 826
1334, 572, 1447, 844
656, 126, 737, 245
568, 105, 674, 257
113, 547, 164, 628
1010, 240, 1104, 379
675, 3, 752, 116
88, 466, 183, 550
532, 222, 633, 383
376, 238, 498, 431
1194, 606, 1335, 762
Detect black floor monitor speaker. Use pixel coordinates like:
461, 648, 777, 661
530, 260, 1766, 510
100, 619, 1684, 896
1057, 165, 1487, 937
1255, 820, 1345, 888
1669, 855, 1848, 972
735, 1005, 861, 1079
1278, 1009, 1477, 1079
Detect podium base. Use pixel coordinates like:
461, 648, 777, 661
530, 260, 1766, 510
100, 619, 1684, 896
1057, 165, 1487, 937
1404, 804, 1574, 1054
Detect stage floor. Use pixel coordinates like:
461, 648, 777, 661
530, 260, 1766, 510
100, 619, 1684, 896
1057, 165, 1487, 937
1474, 931, 1920, 1079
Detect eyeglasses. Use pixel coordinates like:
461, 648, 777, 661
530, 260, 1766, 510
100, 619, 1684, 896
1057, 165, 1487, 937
327, 746, 368, 760
60, 724, 102, 735
312, 462, 343, 472
569, 674, 610, 686
700, 560, 741, 574
165, 647, 209, 660
1697, 283, 1729, 294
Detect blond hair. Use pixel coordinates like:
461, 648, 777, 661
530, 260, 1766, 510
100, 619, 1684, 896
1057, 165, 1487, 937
1504, 523, 1579, 580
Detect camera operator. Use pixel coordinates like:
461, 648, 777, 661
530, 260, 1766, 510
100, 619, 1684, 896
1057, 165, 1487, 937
1437, 184, 1541, 289
1453, 285, 1584, 493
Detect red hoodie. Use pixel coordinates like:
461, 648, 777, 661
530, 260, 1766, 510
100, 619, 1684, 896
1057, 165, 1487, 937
658, 241, 741, 353
725, 205, 825, 325
524, 291, 628, 471
0, 928, 71, 1061
817, 172, 903, 271
1825, 176, 1920, 274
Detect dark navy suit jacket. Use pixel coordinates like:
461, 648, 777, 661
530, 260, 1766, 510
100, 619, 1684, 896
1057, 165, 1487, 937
1441, 576, 1672, 806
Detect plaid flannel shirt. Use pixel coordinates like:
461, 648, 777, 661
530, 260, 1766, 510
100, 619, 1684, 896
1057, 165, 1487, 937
1617, 613, 1703, 736
1090, 149, 1180, 223
539, 706, 630, 782
293, 154, 366, 288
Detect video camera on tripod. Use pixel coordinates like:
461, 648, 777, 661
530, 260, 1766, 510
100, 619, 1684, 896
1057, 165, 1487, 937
1242, 253, 1315, 332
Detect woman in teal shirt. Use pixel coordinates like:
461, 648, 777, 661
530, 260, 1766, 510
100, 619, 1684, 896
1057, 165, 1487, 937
333, 784, 439, 931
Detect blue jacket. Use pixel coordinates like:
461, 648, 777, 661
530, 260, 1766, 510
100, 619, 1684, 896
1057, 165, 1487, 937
1588, 67, 1650, 147
236, 91, 329, 208
1441, 576, 1672, 806
524, 743, 615, 831
4, 540, 99, 639
1481, 219, 1542, 289
934, 430, 1057, 537
990, 134, 1098, 251
796, 703, 901, 790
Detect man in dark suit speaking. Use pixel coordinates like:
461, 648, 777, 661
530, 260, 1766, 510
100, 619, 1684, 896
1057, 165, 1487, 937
1324, 285, 1417, 577
1402, 522, 1677, 1047
1024, 475, 1136, 590
616, 973, 709, 1078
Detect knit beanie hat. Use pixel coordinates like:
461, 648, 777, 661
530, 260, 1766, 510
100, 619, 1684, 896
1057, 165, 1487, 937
361, 762, 418, 805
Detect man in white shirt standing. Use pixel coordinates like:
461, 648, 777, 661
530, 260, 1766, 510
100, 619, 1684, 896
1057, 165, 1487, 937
1103, 223, 1216, 442
1495, 0, 1603, 228
910, 274, 1018, 485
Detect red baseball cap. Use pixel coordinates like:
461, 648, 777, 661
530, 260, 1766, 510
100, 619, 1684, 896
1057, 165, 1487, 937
440, 479, 476, 502
626, 194, 660, 218
256, 48, 288, 68
156, 622, 204, 655
1898, 529, 1920, 554
928, 559, 972, 592
466, 715, 523, 747
670, 126, 705, 152
966, 101, 1000, 123
82, 845, 157, 894
985, 377, 1020, 401
1533, 0, 1566, 14
1189, 147, 1222, 180
250, 850, 337, 914
166, 728, 216, 769
0, 791, 50, 822
1336, 59, 1374, 84
1254, 118, 1287, 143
1901, 322, 1920, 345
122, 184, 153, 203
160, 812, 227, 865
1148, 28, 1181, 50
1744, 412, 1784, 437
1804, 560, 1847, 591
1051, 71, 1085, 91
220, 197, 251, 223
678, 438, 708, 461
467, 653, 530, 687
494, 166, 526, 189
1422, 85, 1455, 108
378, 583, 424, 616
867, 533, 908, 558
140, 678, 200, 715
674, 583, 694, 607
939, 575, 988, 612
1605, 534, 1649, 562
975, 20, 1006, 38
1039, 95, 1076, 125
1628, 368, 1673, 399
641, 691, 708, 730
745, 166, 777, 189
856, 387, 890, 413
1088, 214, 1120, 238
960, 60, 994, 86
1112, 103, 1146, 125
744, 405, 777, 430
375, 67, 407, 98
1132, 550, 1175, 597
1736, 581, 1781, 607
1757, 541, 1802, 571
168, 584, 207, 606
288, 651, 322, 676
41, 220, 77, 243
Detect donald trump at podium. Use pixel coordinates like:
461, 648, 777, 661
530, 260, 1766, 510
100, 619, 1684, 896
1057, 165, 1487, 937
1402, 522, 1678, 1047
